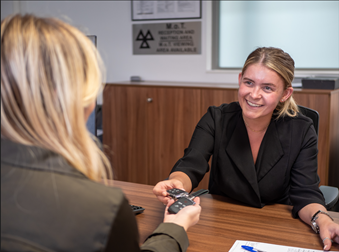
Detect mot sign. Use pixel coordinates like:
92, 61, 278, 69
133, 21, 201, 55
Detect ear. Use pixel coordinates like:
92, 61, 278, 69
280, 87, 293, 102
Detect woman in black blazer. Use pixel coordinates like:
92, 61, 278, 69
1, 14, 201, 252
153, 47, 339, 250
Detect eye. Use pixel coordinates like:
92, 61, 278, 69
244, 81, 253, 86
263, 86, 273, 92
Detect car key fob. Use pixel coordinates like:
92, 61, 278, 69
167, 188, 209, 214
168, 197, 195, 214
167, 188, 189, 199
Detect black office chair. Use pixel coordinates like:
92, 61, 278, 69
298, 105, 339, 211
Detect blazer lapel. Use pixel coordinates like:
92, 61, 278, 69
225, 117, 261, 199
256, 121, 284, 181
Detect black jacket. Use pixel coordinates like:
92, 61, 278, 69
171, 102, 325, 217
1, 138, 189, 252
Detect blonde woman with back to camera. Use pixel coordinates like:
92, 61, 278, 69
1, 14, 201, 252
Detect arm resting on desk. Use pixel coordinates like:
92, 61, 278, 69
299, 203, 339, 250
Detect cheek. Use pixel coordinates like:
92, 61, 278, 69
267, 94, 281, 107
238, 85, 246, 98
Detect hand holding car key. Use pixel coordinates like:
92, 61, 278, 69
167, 188, 209, 214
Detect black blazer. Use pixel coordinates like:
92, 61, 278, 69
171, 102, 325, 217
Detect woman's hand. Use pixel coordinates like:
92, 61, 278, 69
163, 197, 201, 231
153, 179, 185, 205
318, 216, 339, 250
299, 203, 339, 250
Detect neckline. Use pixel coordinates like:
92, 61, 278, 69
242, 116, 270, 133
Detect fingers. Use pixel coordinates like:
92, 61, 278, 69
165, 198, 175, 211
165, 197, 200, 216
320, 229, 334, 251
153, 180, 180, 196
157, 196, 170, 205
320, 220, 339, 250
193, 197, 202, 215
153, 179, 187, 205
193, 196, 200, 206
180, 197, 201, 216
153, 182, 171, 204
322, 236, 332, 251
152, 182, 169, 196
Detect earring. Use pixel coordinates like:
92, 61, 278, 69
281, 98, 285, 102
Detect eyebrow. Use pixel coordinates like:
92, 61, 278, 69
243, 77, 276, 87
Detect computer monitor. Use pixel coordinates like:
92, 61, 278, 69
86, 35, 97, 137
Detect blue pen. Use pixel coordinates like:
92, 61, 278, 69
241, 245, 266, 252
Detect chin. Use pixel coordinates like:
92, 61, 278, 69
244, 112, 260, 120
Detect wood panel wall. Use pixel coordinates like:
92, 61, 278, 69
103, 83, 339, 190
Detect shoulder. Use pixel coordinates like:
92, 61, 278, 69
1, 165, 129, 251
197, 102, 240, 129
2, 159, 127, 217
208, 101, 241, 113
69, 178, 127, 208
276, 112, 313, 129
274, 112, 316, 139
206, 102, 241, 118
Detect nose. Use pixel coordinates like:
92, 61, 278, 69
250, 86, 261, 99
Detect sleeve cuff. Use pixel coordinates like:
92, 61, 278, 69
142, 223, 189, 252
292, 199, 326, 218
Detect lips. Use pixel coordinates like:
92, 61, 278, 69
246, 100, 262, 107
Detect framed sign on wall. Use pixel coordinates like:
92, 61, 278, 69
131, 0, 201, 21
132, 21, 201, 54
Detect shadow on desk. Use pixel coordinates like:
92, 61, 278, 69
111, 180, 339, 252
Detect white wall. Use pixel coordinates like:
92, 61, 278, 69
0, 1, 238, 84
2, 1, 338, 104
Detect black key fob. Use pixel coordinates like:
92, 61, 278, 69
168, 197, 195, 214
167, 188, 189, 199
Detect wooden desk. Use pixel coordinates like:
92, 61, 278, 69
110, 180, 339, 251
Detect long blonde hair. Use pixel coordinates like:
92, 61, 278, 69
1, 14, 111, 182
242, 47, 299, 118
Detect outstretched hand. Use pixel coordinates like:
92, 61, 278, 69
153, 179, 185, 205
163, 197, 201, 231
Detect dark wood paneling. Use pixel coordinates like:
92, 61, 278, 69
147, 87, 201, 185
201, 87, 239, 110
103, 85, 148, 183
103, 84, 339, 189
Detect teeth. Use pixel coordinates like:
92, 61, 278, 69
247, 100, 261, 107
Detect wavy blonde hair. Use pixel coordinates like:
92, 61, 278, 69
242, 47, 299, 118
1, 14, 111, 182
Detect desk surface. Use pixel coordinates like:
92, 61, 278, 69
110, 180, 339, 251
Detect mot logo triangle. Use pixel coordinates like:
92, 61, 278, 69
136, 30, 154, 49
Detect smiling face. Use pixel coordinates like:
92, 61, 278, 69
238, 63, 293, 123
